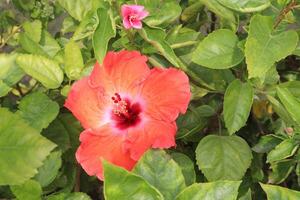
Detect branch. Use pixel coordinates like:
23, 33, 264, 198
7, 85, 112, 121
274, 0, 298, 29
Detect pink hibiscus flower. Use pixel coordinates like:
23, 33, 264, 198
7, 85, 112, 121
121, 5, 149, 29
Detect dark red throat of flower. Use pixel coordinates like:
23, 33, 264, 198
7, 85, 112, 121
111, 93, 141, 130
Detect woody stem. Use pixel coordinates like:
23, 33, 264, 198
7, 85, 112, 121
274, 0, 298, 29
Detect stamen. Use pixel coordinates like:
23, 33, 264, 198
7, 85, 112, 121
111, 93, 129, 116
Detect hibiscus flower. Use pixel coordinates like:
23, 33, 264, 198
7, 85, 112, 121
121, 4, 149, 29
65, 50, 191, 180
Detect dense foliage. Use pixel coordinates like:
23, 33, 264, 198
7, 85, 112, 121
1, 0, 300, 199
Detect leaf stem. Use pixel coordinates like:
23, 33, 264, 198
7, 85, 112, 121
74, 165, 81, 192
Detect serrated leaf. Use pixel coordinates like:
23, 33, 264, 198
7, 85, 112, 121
92, 6, 116, 63
16, 54, 64, 89
171, 153, 196, 186
104, 161, 164, 200
10, 179, 42, 200
64, 40, 84, 80
217, 0, 271, 13
58, 0, 92, 21
176, 181, 241, 200
0, 108, 56, 185
196, 135, 253, 181
224, 79, 254, 134
245, 15, 298, 78
34, 150, 62, 187
260, 183, 300, 200
267, 139, 299, 163
133, 150, 186, 200
18, 92, 59, 132
192, 29, 244, 69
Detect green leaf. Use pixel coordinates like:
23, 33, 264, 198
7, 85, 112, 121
58, 0, 92, 21
139, 25, 186, 70
277, 87, 300, 125
138, 0, 181, 27
19, 33, 49, 57
57, 113, 82, 148
267, 139, 299, 163
64, 40, 84, 80
170, 153, 196, 186
199, 0, 237, 29
181, 2, 203, 22
278, 81, 300, 98
34, 150, 62, 187
267, 95, 295, 124
16, 54, 64, 89
0, 53, 24, 86
104, 161, 164, 200
269, 159, 295, 184
223, 79, 254, 134
10, 179, 42, 200
40, 31, 61, 58
252, 135, 282, 153
46, 192, 91, 200
176, 106, 208, 139
217, 0, 271, 13
196, 135, 253, 181
187, 65, 235, 91
0, 108, 56, 185
42, 118, 71, 152
294, 40, 300, 56
72, 11, 98, 41
245, 15, 298, 78
23, 20, 42, 43
176, 181, 241, 200
92, 6, 116, 63
61, 16, 77, 35
133, 150, 186, 200
18, 92, 59, 132
260, 183, 300, 200
0, 80, 11, 97
192, 29, 244, 69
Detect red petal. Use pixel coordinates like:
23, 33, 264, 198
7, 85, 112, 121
141, 68, 191, 122
64, 77, 109, 129
89, 51, 150, 95
76, 126, 136, 180
125, 120, 177, 160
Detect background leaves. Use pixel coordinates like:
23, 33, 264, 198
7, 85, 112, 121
1, 0, 300, 199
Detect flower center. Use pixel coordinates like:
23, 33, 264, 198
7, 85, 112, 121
129, 14, 138, 22
111, 93, 142, 130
